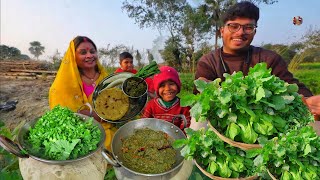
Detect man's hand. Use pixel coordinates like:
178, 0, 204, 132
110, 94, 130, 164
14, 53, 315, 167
197, 77, 211, 82
305, 95, 320, 121
306, 95, 320, 115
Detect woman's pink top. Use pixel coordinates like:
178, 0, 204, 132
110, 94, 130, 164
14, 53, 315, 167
82, 82, 95, 97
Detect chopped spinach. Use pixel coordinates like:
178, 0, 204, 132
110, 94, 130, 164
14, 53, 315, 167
27, 105, 101, 160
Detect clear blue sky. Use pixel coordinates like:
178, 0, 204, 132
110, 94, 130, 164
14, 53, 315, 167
1, 0, 319, 60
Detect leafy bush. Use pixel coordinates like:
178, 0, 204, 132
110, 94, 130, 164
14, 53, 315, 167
178, 73, 195, 97
0, 120, 24, 180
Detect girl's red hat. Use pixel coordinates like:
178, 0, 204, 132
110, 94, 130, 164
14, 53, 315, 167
153, 66, 181, 96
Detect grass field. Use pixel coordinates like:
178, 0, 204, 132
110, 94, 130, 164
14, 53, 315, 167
294, 63, 320, 95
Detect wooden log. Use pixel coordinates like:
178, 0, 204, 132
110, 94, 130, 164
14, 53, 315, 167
10, 69, 57, 74
0, 72, 37, 76
0, 61, 34, 65
0, 60, 44, 65
0, 75, 55, 80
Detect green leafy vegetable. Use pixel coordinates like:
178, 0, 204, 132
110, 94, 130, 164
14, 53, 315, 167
27, 105, 101, 160
248, 126, 320, 179
0, 119, 24, 179
181, 62, 314, 144
173, 128, 256, 178
134, 60, 160, 79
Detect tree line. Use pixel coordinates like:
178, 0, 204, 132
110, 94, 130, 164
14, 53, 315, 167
0, 41, 44, 61
1, 0, 319, 72
1, 27, 319, 72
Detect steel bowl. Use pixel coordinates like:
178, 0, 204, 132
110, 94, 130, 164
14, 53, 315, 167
122, 76, 148, 98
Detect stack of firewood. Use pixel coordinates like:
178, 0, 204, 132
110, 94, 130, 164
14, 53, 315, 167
0, 61, 56, 79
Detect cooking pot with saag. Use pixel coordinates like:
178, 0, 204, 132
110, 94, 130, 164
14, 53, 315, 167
102, 118, 186, 179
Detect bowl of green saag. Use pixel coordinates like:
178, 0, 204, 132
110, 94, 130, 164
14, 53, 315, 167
102, 118, 186, 179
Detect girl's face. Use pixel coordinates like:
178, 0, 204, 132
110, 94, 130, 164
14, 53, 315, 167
75, 42, 98, 69
158, 80, 178, 102
120, 58, 134, 72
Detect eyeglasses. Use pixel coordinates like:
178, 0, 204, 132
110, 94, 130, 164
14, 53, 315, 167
225, 23, 257, 34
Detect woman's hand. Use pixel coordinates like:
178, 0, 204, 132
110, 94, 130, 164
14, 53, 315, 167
78, 109, 102, 122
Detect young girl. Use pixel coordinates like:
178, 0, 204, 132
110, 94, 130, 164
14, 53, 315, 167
141, 66, 191, 131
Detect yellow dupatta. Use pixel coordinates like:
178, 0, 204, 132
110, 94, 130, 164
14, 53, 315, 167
49, 39, 115, 150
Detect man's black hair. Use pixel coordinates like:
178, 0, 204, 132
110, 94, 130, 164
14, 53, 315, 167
119, 52, 133, 62
222, 1, 259, 24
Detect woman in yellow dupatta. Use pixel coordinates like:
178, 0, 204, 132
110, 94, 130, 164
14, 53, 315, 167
49, 36, 115, 150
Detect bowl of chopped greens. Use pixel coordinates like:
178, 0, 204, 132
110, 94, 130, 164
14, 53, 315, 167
122, 76, 148, 98
0, 105, 105, 164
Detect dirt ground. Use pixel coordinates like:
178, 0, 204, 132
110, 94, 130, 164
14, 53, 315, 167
0, 77, 53, 130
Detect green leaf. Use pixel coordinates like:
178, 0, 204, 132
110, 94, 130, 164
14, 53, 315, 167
281, 95, 295, 104
207, 161, 218, 174
180, 145, 191, 158
172, 139, 187, 149
217, 158, 232, 178
286, 83, 299, 93
271, 95, 286, 110
303, 144, 311, 156
229, 156, 245, 172
180, 94, 197, 106
275, 146, 286, 157
272, 116, 287, 131
194, 79, 208, 93
253, 118, 275, 135
253, 154, 263, 166
49, 139, 80, 160
190, 103, 202, 122
282, 171, 292, 180
237, 118, 258, 144
226, 123, 240, 140
218, 91, 231, 105
255, 86, 265, 102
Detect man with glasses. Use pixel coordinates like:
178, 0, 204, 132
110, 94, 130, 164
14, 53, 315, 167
194, 1, 312, 97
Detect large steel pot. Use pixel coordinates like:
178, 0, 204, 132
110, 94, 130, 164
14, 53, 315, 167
0, 113, 106, 164
102, 118, 187, 180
